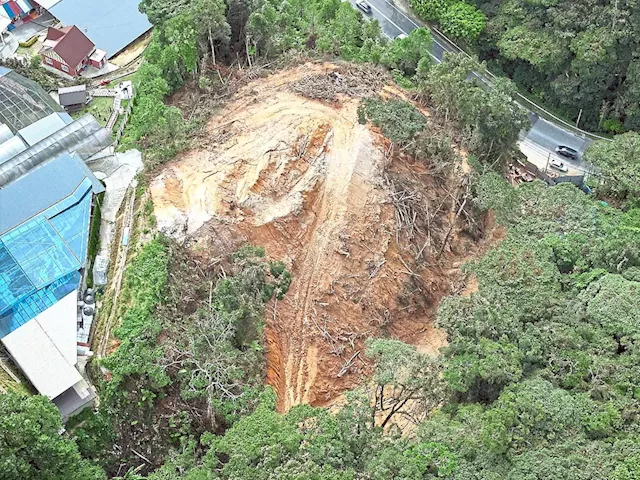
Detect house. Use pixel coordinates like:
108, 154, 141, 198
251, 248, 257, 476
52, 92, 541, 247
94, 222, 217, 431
0, 70, 113, 419
35, 0, 152, 59
58, 84, 88, 112
0, 112, 112, 419
39, 25, 106, 77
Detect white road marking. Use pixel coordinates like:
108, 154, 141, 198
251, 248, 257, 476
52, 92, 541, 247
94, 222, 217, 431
381, 0, 421, 29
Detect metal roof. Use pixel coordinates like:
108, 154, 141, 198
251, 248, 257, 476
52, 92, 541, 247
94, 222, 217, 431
17, 112, 73, 146
0, 113, 112, 187
42, 26, 95, 69
2, 293, 83, 399
0, 68, 61, 133
0, 124, 12, 143
49, 0, 152, 58
59, 84, 86, 94
0, 152, 102, 235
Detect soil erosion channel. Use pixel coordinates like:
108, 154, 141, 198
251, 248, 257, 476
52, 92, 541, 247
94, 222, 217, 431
150, 63, 483, 412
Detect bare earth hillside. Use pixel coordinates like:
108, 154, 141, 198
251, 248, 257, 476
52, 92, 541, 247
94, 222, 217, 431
150, 62, 499, 411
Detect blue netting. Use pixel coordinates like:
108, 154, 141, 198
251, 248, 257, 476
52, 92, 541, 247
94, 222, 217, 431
0, 242, 34, 314
49, 189, 92, 262
1, 218, 80, 289
0, 271, 80, 338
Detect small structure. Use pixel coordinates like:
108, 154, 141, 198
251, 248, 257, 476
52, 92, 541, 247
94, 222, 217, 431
39, 25, 106, 77
58, 84, 88, 112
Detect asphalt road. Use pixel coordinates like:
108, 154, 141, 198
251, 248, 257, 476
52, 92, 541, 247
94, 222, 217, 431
350, 0, 592, 171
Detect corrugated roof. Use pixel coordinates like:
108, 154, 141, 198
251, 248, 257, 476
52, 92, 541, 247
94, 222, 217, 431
0, 152, 102, 235
58, 84, 86, 94
0, 136, 27, 164
49, 0, 152, 58
17, 112, 73, 146
0, 114, 112, 186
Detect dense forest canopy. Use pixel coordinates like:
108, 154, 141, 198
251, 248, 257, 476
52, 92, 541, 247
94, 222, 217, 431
470, 0, 640, 133
408, 0, 640, 133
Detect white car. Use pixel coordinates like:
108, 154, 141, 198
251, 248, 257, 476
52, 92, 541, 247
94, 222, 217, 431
549, 158, 568, 173
396, 33, 408, 40
355, 0, 372, 13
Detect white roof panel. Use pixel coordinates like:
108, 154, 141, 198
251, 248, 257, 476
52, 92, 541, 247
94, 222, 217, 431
36, 290, 77, 365
17, 112, 73, 146
2, 314, 81, 399
0, 123, 12, 143
0, 16, 10, 32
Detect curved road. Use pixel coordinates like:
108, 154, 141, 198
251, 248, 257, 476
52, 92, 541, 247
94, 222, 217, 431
351, 0, 595, 172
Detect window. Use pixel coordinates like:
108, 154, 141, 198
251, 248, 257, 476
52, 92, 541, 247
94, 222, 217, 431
44, 57, 53, 65
61, 64, 69, 72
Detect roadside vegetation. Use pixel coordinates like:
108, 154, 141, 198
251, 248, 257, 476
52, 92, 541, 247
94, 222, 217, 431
407, 0, 640, 134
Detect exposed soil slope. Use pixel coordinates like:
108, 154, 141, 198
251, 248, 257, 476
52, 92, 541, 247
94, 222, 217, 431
150, 62, 496, 411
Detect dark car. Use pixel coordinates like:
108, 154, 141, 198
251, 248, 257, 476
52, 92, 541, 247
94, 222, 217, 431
555, 145, 579, 160
356, 0, 372, 13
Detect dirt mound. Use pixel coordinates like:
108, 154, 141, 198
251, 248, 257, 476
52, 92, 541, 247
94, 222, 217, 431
150, 62, 492, 411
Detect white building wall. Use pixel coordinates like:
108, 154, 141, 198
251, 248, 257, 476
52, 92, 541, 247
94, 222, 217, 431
1, 291, 81, 399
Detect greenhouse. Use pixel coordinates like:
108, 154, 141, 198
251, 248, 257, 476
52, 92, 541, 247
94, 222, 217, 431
0, 66, 61, 132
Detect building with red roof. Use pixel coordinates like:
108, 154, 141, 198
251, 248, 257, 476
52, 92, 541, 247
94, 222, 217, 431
39, 25, 106, 77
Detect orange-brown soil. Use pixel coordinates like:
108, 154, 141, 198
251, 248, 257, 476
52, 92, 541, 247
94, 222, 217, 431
150, 62, 498, 412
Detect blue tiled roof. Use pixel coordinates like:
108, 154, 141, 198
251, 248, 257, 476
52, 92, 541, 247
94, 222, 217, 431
49, 0, 152, 58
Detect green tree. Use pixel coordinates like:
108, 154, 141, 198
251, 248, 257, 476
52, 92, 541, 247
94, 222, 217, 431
191, 0, 232, 65
439, 2, 486, 41
584, 132, 640, 199
380, 27, 433, 76
366, 338, 444, 428
421, 53, 527, 159
0, 393, 106, 480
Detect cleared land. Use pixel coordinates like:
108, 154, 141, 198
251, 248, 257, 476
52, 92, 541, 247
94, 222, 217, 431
150, 62, 499, 411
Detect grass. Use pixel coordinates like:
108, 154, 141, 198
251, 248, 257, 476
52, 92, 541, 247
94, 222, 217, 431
72, 96, 113, 127
107, 74, 135, 89
86, 191, 104, 288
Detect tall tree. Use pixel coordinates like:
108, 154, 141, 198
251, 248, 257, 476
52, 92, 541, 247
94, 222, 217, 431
584, 132, 640, 199
0, 393, 106, 480
191, 0, 232, 65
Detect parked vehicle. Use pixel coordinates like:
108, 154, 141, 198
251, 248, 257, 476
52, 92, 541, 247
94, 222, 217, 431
549, 158, 569, 172
356, 0, 372, 13
396, 33, 408, 39
555, 145, 579, 160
